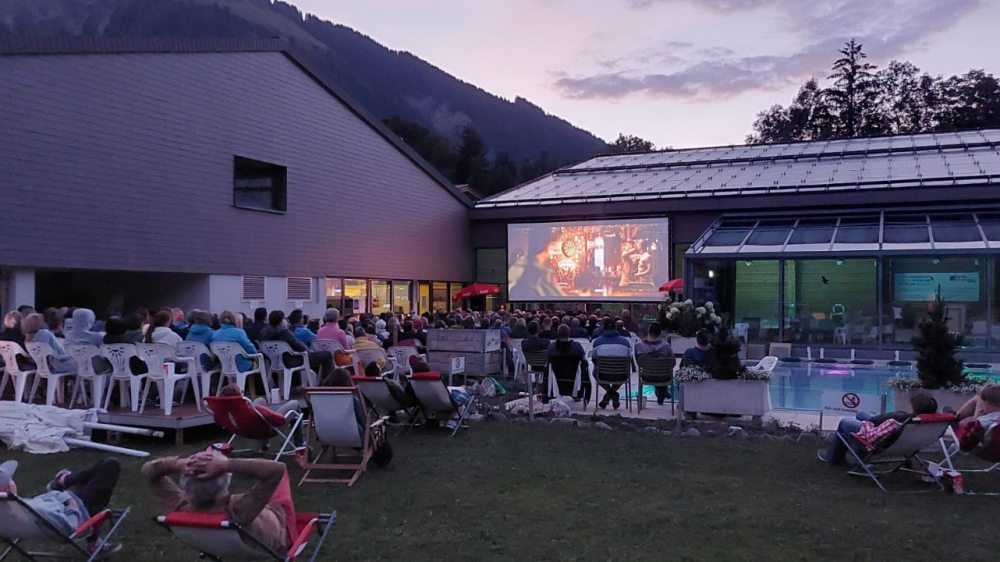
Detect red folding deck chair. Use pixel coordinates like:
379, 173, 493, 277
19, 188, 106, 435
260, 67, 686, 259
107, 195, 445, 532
939, 419, 1000, 495
155, 510, 335, 562
841, 413, 956, 492
204, 396, 303, 461
408, 372, 476, 437
0, 488, 129, 562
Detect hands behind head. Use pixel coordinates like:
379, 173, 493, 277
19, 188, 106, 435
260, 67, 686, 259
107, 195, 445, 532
177, 450, 229, 480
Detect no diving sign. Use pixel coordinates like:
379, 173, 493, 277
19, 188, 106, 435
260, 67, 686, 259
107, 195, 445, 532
821, 390, 880, 415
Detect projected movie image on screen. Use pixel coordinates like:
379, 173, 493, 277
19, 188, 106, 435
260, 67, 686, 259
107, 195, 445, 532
508, 219, 670, 301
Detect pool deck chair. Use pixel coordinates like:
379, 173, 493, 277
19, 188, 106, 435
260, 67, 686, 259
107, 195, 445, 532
0, 488, 129, 562
155, 511, 336, 562
408, 372, 475, 436
842, 413, 956, 492
299, 387, 388, 486
939, 421, 1000, 495
204, 396, 303, 462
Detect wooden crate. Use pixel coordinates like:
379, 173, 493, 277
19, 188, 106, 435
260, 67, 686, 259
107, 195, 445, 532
426, 329, 502, 353
427, 350, 503, 377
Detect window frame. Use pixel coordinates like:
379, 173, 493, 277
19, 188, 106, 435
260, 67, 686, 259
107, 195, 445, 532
233, 155, 288, 214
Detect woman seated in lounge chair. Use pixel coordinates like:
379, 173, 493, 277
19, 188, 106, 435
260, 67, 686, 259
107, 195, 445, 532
817, 392, 937, 465
951, 384, 1000, 449
410, 361, 470, 430
326, 368, 368, 439
217, 384, 305, 451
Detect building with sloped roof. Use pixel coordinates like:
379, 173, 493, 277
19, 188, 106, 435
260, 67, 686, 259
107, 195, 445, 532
471, 130, 1000, 353
0, 37, 474, 318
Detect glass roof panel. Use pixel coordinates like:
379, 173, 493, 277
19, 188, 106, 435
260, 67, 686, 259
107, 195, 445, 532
835, 225, 879, 244
745, 229, 791, 245
788, 227, 835, 245
883, 225, 929, 244
705, 229, 750, 246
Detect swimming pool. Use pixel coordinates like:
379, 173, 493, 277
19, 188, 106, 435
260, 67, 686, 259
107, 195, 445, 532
767, 362, 999, 411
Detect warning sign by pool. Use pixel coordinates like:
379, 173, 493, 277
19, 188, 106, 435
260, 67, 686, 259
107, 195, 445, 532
821, 390, 880, 415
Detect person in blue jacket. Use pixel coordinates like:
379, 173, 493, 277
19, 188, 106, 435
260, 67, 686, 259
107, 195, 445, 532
211, 310, 257, 373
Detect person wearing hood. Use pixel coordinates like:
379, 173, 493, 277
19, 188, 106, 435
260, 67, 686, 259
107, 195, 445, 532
184, 310, 216, 368
0, 458, 123, 556
22, 312, 77, 373
65, 308, 104, 346
145, 310, 182, 346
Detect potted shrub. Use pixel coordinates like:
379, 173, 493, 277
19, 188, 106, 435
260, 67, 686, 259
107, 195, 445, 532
660, 299, 722, 353
887, 291, 981, 412
677, 329, 772, 420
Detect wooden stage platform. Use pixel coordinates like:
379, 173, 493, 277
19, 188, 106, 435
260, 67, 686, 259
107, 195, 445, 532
97, 403, 214, 446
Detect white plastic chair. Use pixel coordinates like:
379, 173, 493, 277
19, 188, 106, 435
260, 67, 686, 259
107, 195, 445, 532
257, 340, 317, 401
209, 341, 268, 397
136, 343, 200, 416
312, 339, 357, 375
101, 343, 143, 411
734, 323, 750, 342
25, 342, 77, 406
355, 347, 394, 375
388, 346, 424, 379
0, 341, 37, 403
753, 356, 779, 373
175, 341, 220, 402
65, 343, 109, 408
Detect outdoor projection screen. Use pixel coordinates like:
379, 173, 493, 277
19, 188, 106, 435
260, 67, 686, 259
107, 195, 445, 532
507, 218, 670, 301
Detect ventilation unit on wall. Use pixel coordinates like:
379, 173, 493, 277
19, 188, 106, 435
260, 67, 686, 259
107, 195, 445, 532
286, 277, 313, 301
241, 275, 266, 301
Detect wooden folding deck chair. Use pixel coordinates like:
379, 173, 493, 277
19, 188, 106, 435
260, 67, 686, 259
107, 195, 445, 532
204, 396, 303, 461
299, 387, 388, 486
408, 372, 476, 436
841, 413, 956, 492
0, 488, 129, 562
155, 510, 335, 562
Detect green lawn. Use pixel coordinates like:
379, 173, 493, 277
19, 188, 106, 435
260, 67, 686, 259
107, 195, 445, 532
3, 422, 998, 561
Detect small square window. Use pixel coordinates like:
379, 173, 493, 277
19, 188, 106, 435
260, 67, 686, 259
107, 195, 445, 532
234, 156, 287, 213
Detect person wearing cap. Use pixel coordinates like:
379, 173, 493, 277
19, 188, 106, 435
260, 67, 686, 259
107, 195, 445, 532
0, 458, 122, 555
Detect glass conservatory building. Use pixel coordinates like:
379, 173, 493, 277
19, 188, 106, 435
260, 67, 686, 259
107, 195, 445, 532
685, 209, 1000, 349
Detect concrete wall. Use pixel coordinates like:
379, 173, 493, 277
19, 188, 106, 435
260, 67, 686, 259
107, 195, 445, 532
0, 51, 472, 282
208, 275, 325, 318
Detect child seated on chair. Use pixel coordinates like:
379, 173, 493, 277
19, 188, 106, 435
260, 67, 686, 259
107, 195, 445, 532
142, 451, 296, 555
817, 393, 937, 465
952, 384, 1000, 449
217, 384, 305, 453
0, 458, 122, 556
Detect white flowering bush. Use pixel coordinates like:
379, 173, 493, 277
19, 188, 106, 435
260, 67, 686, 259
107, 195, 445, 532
887, 374, 986, 392
674, 366, 712, 383
660, 299, 722, 337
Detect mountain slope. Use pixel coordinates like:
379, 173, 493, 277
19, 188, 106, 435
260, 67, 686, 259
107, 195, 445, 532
0, 0, 608, 165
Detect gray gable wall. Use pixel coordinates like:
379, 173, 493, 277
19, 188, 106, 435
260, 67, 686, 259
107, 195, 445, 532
0, 50, 472, 281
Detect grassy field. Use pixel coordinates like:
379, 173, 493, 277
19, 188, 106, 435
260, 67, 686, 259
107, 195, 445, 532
3, 422, 998, 562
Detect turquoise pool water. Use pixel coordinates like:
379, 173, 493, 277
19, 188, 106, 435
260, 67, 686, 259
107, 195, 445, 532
768, 363, 999, 411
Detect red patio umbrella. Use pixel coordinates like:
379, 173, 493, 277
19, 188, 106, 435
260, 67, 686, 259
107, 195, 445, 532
452, 283, 501, 300
658, 278, 684, 292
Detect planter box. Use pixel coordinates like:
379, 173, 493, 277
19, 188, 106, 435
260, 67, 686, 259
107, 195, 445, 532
427, 350, 503, 377
669, 336, 697, 355
891, 388, 974, 413
426, 329, 501, 353
680, 379, 771, 417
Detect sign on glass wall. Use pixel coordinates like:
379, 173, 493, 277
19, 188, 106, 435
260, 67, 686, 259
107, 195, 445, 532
894, 272, 980, 302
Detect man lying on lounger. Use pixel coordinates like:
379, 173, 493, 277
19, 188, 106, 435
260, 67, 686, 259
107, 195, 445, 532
817, 392, 938, 465
142, 450, 297, 555
0, 458, 122, 556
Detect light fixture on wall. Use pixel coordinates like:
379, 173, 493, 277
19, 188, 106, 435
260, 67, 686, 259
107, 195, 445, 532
745, 260, 753, 267
835, 260, 843, 266
932, 258, 940, 265
708, 270, 715, 278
